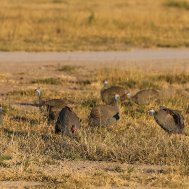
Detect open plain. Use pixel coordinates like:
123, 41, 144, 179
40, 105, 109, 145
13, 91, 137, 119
0, 0, 189, 51
0, 50, 189, 188
1, 0, 189, 188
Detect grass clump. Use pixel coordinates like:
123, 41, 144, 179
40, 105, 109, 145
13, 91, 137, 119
165, 0, 189, 10
31, 78, 62, 85
156, 73, 189, 84
7, 89, 35, 97
74, 79, 93, 86
52, 0, 65, 3
0, 154, 12, 161
119, 79, 137, 89
97, 68, 160, 89
57, 65, 81, 74
86, 12, 95, 25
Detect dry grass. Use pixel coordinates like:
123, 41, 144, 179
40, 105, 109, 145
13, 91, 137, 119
0, 0, 189, 51
165, 0, 189, 10
0, 60, 189, 188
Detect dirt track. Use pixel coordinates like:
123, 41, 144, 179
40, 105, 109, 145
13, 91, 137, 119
0, 49, 188, 75
0, 48, 189, 63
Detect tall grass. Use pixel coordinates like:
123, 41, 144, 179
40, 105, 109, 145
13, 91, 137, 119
0, 0, 188, 51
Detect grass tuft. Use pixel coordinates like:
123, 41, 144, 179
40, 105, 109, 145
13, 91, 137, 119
87, 12, 95, 25
156, 73, 189, 84
0, 155, 12, 161
57, 65, 80, 73
52, 0, 65, 3
31, 78, 62, 85
165, 0, 189, 10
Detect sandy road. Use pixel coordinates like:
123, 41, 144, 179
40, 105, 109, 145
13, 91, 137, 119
0, 48, 189, 63
0, 48, 188, 74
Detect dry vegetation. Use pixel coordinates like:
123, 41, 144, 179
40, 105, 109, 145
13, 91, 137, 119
0, 60, 189, 188
0, 0, 189, 51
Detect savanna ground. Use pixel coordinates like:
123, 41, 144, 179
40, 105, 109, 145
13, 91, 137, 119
0, 0, 189, 51
0, 0, 189, 188
0, 56, 188, 188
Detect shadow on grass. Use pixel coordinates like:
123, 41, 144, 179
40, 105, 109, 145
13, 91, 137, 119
11, 115, 38, 125
31, 78, 62, 85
